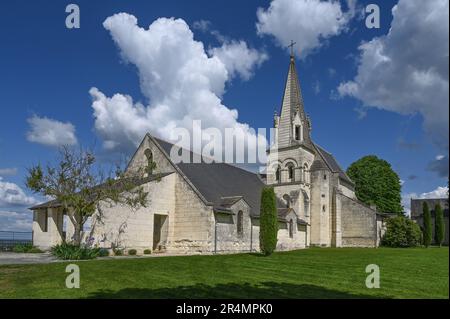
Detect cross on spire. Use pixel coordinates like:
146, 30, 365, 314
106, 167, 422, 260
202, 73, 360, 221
288, 40, 296, 58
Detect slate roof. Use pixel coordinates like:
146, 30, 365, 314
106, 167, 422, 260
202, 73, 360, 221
277, 208, 308, 224
154, 138, 266, 216
313, 144, 354, 185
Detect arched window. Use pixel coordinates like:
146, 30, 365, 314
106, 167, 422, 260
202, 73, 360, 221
237, 211, 244, 236
283, 194, 291, 208
303, 163, 309, 183
275, 165, 281, 183
286, 163, 295, 181
302, 190, 310, 217
289, 219, 294, 238
144, 149, 154, 175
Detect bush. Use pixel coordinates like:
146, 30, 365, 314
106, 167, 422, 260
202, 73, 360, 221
128, 249, 137, 256
98, 248, 110, 257
113, 249, 123, 256
51, 243, 100, 260
13, 243, 34, 253
12, 244, 43, 253
381, 216, 422, 247
143, 249, 152, 255
423, 202, 433, 247
259, 187, 278, 256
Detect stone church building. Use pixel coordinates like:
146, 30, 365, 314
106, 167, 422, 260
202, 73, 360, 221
31, 55, 385, 254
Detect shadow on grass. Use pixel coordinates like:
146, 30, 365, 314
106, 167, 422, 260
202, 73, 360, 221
87, 281, 388, 299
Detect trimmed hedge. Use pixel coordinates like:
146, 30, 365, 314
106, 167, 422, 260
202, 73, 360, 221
259, 187, 278, 256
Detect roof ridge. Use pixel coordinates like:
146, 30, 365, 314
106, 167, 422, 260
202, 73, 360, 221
153, 135, 262, 177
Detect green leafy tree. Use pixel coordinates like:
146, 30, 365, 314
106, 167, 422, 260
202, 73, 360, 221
259, 187, 278, 256
381, 215, 421, 247
26, 146, 150, 245
346, 155, 402, 213
434, 203, 445, 247
422, 202, 433, 247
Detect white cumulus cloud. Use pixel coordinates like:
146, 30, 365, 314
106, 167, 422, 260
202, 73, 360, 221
209, 40, 268, 81
26, 115, 78, 147
91, 14, 268, 160
0, 177, 38, 207
0, 210, 33, 231
402, 186, 449, 215
256, 0, 357, 58
338, 0, 449, 156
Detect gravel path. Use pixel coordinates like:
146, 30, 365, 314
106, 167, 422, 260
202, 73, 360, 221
0, 252, 57, 265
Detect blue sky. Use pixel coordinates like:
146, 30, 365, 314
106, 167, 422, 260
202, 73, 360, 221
0, 0, 448, 231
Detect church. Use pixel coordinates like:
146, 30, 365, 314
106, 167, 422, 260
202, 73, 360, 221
30, 54, 387, 254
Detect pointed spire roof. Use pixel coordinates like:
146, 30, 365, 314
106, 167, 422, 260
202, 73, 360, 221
281, 55, 305, 120
276, 52, 312, 148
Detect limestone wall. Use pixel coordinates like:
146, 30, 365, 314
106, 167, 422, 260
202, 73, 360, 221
310, 169, 333, 246
126, 135, 175, 176
87, 173, 176, 253
276, 211, 307, 250
32, 207, 64, 250
214, 199, 253, 252
339, 194, 377, 247
170, 173, 214, 253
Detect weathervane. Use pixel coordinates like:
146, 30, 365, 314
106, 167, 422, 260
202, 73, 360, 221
287, 40, 296, 58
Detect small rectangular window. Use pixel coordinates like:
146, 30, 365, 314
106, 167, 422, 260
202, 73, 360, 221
295, 125, 301, 140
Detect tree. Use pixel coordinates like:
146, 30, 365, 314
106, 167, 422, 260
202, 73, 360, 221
259, 187, 278, 256
346, 155, 402, 214
422, 202, 433, 248
434, 203, 445, 247
381, 215, 421, 247
26, 146, 150, 245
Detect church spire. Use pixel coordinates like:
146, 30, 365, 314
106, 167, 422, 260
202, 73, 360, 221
276, 43, 311, 148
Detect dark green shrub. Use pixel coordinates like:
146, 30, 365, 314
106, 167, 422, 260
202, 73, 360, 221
435, 203, 445, 247
51, 243, 100, 260
128, 249, 137, 256
143, 249, 152, 255
423, 202, 432, 247
98, 248, 110, 257
382, 216, 422, 247
259, 187, 278, 256
113, 249, 123, 256
12, 243, 34, 253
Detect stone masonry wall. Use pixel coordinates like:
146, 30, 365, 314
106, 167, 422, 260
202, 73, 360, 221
339, 193, 377, 247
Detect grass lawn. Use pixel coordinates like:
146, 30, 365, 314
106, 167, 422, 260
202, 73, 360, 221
0, 247, 448, 299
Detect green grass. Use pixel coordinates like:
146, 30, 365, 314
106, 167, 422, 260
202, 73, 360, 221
0, 247, 448, 299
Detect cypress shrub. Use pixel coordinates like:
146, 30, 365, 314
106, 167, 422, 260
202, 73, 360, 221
435, 203, 445, 247
422, 202, 433, 247
259, 187, 278, 256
